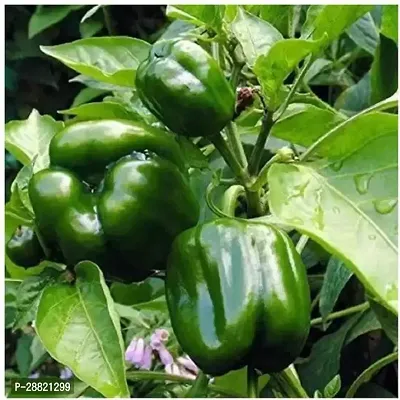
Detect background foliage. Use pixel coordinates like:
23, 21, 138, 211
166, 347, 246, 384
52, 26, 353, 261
4, 4, 398, 398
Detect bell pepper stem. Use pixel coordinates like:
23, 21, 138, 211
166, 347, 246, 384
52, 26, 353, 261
248, 110, 274, 175
247, 366, 258, 398
209, 133, 250, 185
225, 121, 248, 168
221, 185, 245, 217
185, 371, 210, 398
270, 366, 308, 398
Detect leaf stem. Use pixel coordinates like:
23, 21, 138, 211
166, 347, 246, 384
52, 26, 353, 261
225, 121, 248, 168
248, 110, 274, 175
295, 234, 309, 255
275, 56, 315, 122
247, 365, 258, 398
125, 370, 241, 398
270, 366, 308, 398
311, 301, 369, 326
221, 185, 245, 217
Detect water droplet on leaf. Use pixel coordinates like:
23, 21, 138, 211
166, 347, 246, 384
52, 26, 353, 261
332, 207, 340, 214
373, 198, 397, 214
330, 160, 343, 172
354, 173, 372, 194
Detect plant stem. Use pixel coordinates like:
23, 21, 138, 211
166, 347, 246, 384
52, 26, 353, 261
250, 153, 280, 191
246, 189, 264, 217
185, 371, 210, 398
311, 292, 321, 311
230, 62, 242, 88
209, 133, 250, 185
248, 110, 274, 174
225, 121, 248, 168
247, 366, 258, 398
126, 371, 241, 398
221, 185, 245, 217
311, 301, 369, 326
270, 367, 308, 398
275, 56, 315, 122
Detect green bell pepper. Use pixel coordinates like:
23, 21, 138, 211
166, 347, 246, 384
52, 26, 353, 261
136, 39, 235, 137
166, 218, 310, 376
29, 120, 199, 281
6, 225, 44, 267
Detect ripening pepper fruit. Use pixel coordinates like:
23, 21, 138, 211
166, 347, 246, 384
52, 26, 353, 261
166, 218, 311, 376
136, 39, 235, 137
29, 120, 199, 281
6, 225, 44, 267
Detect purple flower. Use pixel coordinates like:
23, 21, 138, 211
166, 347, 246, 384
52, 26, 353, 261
177, 355, 199, 375
29, 371, 40, 379
60, 367, 73, 380
125, 338, 153, 370
150, 329, 173, 366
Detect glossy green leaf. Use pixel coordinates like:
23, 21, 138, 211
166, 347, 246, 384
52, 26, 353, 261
59, 101, 141, 121
157, 20, 197, 41
381, 5, 398, 44
370, 35, 398, 105
259, 5, 291, 35
71, 88, 108, 108
166, 5, 224, 32
69, 74, 128, 91
80, 19, 104, 38
5, 109, 63, 171
319, 257, 353, 322
355, 382, 396, 397
345, 352, 398, 398
36, 261, 129, 398
271, 104, 346, 147
254, 38, 323, 110
298, 314, 361, 395
268, 119, 398, 314
80, 5, 102, 23
324, 375, 341, 398
302, 5, 374, 48
231, 7, 282, 67
28, 5, 83, 39
303, 58, 333, 84
41, 37, 150, 87
110, 277, 164, 306
346, 12, 379, 55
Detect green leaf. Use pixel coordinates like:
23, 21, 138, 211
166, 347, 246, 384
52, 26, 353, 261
319, 257, 353, 322
5, 279, 21, 328
335, 72, 371, 113
324, 375, 341, 398
110, 277, 164, 306
345, 352, 398, 398
36, 261, 129, 398
176, 137, 209, 169
302, 5, 374, 48
268, 122, 398, 314
259, 5, 291, 35
70, 88, 108, 108
13, 267, 62, 331
28, 5, 83, 39
81, 5, 102, 23
29, 336, 47, 373
354, 382, 396, 398
346, 12, 379, 55
344, 308, 382, 345
59, 101, 141, 121
41, 37, 150, 87
5, 109, 64, 172
254, 38, 323, 110
304, 58, 333, 84
369, 299, 398, 344
370, 35, 398, 105
380, 5, 398, 44
157, 20, 197, 41
80, 19, 104, 38
271, 104, 346, 146
298, 314, 361, 395
166, 5, 224, 32
16, 334, 34, 377
231, 7, 283, 67
69, 74, 128, 91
